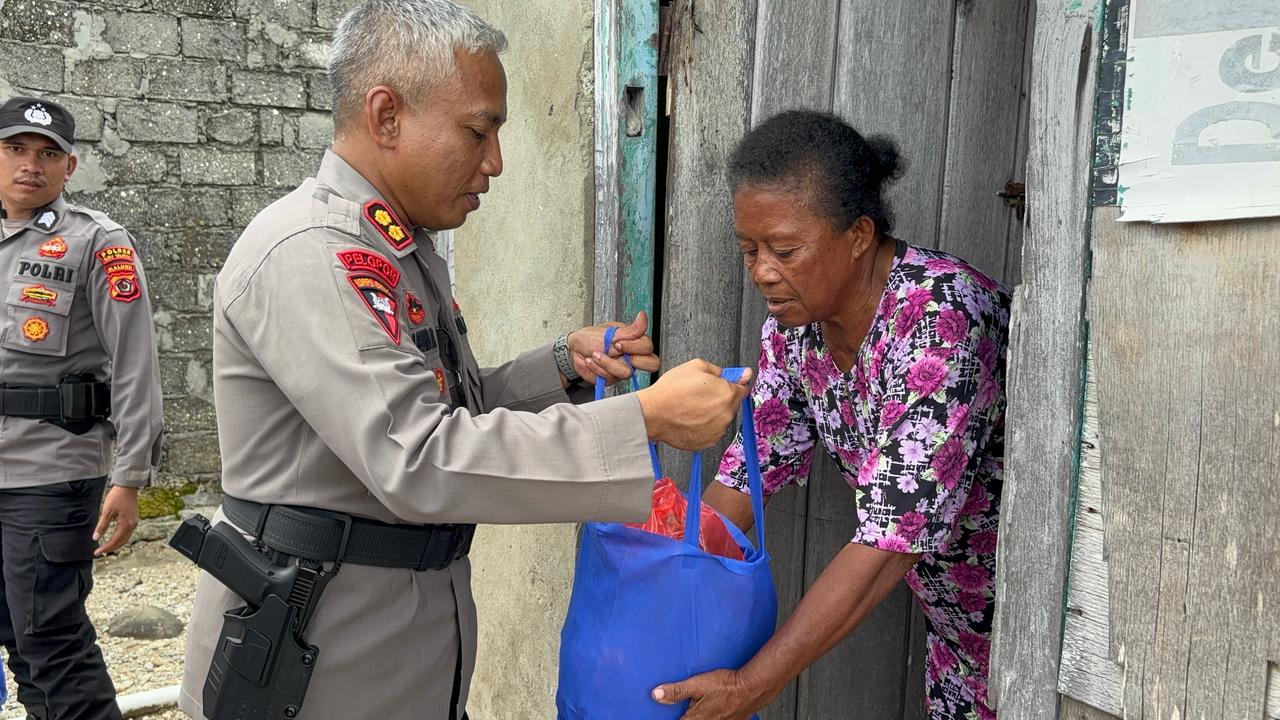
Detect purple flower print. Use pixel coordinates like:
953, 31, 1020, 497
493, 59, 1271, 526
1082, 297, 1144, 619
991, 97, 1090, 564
897, 511, 927, 541
878, 535, 913, 552
763, 465, 793, 494
925, 257, 959, 275
754, 396, 791, 438
931, 436, 969, 490
929, 639, 959, 674
857, 448, 880, 486
958, 591, 988, 614
801, 350, 833, 395
976, 335, 1000, 371
958, 631, 991, 668
881, 399, 908, 428
961, 487, 991, 517
896, 288, 933, 338
907, 355, 949, 397
914, 416, 944, 440
946, 403, 971, 433
937, 309, 969, 345
969, 529, 998, 555
768, 330, 787, 368
839, 398, 857, 426
976, 369, 1000, 409
896, 473, 919, 494
948, 562, 991, 593
901, 439, 927, 464
718, 444, 743, 477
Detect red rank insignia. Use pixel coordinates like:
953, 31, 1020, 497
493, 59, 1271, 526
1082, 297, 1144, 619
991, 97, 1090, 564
96, 246, 140, 303
349, 275, 401, 344
434, 367, 447, 395
406, 293, 426, 325
364, 200, 413, 251
39, 237, 68, 259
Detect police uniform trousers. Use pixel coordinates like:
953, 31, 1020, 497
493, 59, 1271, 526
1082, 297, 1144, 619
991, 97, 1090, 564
0, 478, 120, 720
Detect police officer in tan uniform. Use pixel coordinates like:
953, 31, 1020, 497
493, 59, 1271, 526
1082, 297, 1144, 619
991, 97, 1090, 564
0, 97, 163, 720
179, 2, 750, 719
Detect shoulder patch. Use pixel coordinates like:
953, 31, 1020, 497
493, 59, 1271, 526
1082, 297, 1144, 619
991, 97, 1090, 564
96, 246, 141, 303
406, 292, 426, 325
363, 200, 413, 251
337, 248, 400, 287
348, 274, 401, 344
39, 237, 68, 259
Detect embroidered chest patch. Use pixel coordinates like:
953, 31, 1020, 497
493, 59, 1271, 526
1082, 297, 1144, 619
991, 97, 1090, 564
348, 275, 400, 344
39, 237, 68, 259
363, 201, 413, 251
22, 316, 49, 342
19, 285, 57, 306
406, 293, 426, 325
96, 246, 141, 303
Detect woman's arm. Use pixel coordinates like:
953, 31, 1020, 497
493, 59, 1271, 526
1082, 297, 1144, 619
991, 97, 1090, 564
702, 482, 756, 534
653, 542, 920, 719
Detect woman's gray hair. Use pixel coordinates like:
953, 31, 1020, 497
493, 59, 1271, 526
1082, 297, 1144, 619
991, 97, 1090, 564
328, 0, 508, 131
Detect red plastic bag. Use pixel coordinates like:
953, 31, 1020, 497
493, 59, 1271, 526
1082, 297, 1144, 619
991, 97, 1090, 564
626, 478, 744, 561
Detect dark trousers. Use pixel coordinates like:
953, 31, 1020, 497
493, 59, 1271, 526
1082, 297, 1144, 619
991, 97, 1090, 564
0, 479, 120, 720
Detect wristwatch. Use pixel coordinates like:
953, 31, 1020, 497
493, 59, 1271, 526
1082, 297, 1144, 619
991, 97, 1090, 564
553, 335, 583, 385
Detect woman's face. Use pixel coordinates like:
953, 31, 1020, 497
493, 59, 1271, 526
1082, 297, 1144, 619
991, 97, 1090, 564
733, 184, 875, 328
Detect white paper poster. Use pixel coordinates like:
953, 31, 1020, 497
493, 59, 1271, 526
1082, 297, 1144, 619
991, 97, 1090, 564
1119, 1, 1280, 223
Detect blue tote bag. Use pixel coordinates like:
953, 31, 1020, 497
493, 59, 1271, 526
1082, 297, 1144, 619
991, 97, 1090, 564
556, 333, 777, 719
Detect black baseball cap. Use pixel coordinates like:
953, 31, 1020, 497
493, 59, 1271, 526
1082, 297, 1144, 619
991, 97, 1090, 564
0, 97, 75, 154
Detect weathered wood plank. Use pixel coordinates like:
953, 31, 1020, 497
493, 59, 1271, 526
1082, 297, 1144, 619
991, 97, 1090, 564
1057, 350, 1124, 716
592, 0, 622, 325
1090, 209, 1280, 720
656, 0, 755, 484
936, 0, 1031, 281
831, 1, 955, 251
1268, 663, 1280, 720
745, 3, 841, 718
987, 1, 1099, 716
1059, 695, 1120, 720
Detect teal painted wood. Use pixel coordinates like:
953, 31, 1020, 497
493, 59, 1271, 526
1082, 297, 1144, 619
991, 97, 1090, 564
618, 0, 657, 383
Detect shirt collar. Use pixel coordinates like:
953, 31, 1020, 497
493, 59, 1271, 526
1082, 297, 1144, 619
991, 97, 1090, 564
0, 195, 67, 236
317, 150, 429, 259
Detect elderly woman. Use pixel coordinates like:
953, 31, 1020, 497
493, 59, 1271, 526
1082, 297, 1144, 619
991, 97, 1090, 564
653, 111, 1009, 720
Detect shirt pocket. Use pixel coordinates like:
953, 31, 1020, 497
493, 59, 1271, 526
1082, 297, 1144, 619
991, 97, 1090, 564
2, 268, 76, 357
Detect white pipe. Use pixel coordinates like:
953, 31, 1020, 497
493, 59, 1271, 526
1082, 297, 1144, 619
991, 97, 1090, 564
117, 684, 180, 718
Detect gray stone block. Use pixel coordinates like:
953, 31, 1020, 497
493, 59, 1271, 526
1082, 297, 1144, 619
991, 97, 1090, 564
0, 0, 73, 46
117, 100, 199, 143
289, 36, 330, 69
159, 354, 213, 396
205, 108, 256, 144
163, 432, 221, 474
297, 111, 332, 149
102, 10, 180, 56
258, 107, 285, 144
163, 395, 217, 434
100, 144, 170, 184
231, 69, 306, 108
145, 269, 200, 313
75, 186, 231, 228
67, 56, 145, 97
146, 58, 227, 102
180, 147, 257, 185
261, 147, 319, 188
173, 226, 238, 268
235, 0, 313, 28
0, 42, 63, 92
53, 96, 104, 142
230, 186, 289, 226
181, 17, 247, 62
315, 0, 360, 29
306, 72, 332, 111
151, 0, 234, 16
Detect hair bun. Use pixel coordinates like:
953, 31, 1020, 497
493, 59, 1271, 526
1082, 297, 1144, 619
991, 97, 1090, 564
867, 135, 904, 183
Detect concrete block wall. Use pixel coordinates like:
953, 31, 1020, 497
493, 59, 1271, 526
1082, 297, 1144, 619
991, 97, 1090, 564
0, 0, 358, 487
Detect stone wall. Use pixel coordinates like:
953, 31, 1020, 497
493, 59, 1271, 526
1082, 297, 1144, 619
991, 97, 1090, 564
0, 0, 356, 487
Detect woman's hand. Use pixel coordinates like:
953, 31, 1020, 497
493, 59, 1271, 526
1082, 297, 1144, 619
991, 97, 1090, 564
567, 311, 659, 385
652, 668, 772, 720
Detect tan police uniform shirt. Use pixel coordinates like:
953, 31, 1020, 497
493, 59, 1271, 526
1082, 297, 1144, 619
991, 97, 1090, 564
0, 195, 162, 488
180, 151, 654, 720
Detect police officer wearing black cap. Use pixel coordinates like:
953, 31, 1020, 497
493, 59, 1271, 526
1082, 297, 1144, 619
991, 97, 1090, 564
0, 96, 163, 720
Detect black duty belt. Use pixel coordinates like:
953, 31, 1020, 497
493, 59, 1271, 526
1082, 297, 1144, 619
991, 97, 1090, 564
223, 495, 475, 572
0, 379, 110, 421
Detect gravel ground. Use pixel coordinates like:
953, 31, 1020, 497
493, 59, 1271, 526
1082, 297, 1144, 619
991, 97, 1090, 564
2, 522, 200, 720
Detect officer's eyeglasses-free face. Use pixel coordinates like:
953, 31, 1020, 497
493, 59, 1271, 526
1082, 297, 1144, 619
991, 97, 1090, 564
1, 141, 68, 165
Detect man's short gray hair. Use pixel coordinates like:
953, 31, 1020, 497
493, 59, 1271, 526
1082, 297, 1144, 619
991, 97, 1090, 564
329, 0, 507, 131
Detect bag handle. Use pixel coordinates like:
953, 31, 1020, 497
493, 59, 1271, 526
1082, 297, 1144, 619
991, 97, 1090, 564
595, 327, 662, 479
685, 370, 767, 558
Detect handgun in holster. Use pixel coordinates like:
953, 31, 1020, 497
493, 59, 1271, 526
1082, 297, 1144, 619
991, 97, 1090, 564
170, 516, 332, 720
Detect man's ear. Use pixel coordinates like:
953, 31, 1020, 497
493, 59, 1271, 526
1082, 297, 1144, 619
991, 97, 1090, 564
65, 153, 78, 179
365, 86, 404, 149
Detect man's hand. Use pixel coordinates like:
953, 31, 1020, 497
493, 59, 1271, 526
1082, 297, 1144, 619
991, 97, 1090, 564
651, 668, 769, 720
636, 360, 752, 450
93, 485, 140, 557
566, 311, 660, 386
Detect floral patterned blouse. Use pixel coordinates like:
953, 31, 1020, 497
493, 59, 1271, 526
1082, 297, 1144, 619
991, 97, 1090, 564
717, 241, 1010, 720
